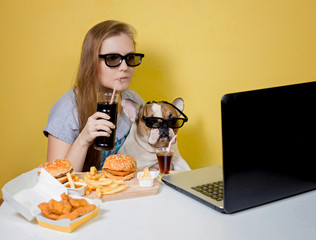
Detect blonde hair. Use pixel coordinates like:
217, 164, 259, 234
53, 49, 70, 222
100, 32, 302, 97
75, 20, 136, 171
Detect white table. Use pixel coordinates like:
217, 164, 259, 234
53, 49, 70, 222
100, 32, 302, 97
1, 182, 316, 240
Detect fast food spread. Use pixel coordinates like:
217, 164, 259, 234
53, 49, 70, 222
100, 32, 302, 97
36, 155, 160, 202
3, 154, 159, 232
38, 155, 143, 201
37, 193, 96, 221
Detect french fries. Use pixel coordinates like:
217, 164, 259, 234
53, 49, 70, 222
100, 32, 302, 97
141, 168, 151, 178
72, 166, 128, 198
101, 184, 128, 195
66, 172, 75, 189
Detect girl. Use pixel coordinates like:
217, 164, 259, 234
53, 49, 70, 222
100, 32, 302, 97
44, 20, 145, 171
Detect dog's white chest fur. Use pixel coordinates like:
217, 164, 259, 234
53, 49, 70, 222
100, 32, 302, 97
119, 124, 158, 169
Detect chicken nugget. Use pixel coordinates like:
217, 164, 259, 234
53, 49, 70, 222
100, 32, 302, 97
76, 204, 97, 217
57, 210, 80, 221
48, 198, 72, 215
38, 202, 59, 220
68, 195, 90, 208
61, 193, 72, 212
57, 204, 96, 220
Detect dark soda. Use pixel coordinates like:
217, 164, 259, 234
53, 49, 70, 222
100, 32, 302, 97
157, 152, 173, 174
94, 102, 118, 151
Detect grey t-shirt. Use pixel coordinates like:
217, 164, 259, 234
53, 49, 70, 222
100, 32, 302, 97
44, 88, 144, 168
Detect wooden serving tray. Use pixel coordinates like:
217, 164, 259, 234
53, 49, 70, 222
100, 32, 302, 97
75, 172, 160, 202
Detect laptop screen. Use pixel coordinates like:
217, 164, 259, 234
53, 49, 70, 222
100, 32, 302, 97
221, 81, 316, 212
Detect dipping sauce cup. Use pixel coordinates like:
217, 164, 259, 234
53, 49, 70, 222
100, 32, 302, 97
63, 182, 86, 196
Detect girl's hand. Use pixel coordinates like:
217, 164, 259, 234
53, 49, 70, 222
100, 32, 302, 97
79, 112, 116, 146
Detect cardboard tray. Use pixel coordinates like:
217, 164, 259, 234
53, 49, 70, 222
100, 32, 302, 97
2, 168, 101, 233
36, 197, 100, 233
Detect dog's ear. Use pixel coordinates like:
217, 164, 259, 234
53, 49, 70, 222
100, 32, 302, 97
172, 98, 184, 112
121, 99, 141, 123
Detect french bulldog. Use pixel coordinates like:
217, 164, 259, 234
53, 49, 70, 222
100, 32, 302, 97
118, 98, 191, 171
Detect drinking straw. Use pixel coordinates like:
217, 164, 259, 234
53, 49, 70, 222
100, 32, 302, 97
167, 134, 177, 152
110, 80, 118, 104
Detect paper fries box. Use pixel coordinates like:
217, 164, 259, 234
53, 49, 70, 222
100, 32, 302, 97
2, 168, 101, 233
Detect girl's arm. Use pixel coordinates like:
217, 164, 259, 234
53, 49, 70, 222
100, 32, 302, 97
47, 134, 88, 172
47, 112, 115, 171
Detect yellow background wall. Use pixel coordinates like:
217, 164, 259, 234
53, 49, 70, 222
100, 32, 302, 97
1, 0, 315, 194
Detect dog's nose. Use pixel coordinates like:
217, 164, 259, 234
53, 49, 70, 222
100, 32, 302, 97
159, 127, 169, 138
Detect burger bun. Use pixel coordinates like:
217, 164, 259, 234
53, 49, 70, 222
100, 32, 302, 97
102, 154, 137, 181
40, 159, 73, 183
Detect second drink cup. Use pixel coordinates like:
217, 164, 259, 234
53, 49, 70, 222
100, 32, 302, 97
156, 147, 174, 175
94, 92, 119, 151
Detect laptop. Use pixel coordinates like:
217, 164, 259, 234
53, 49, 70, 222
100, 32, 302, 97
162, 81, 316, 213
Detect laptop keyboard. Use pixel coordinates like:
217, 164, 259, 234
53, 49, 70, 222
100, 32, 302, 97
191, 181, 224, 201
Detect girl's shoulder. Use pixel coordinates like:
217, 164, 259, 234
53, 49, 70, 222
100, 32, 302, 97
50, 89, 77, 114
44, 88, 78, 143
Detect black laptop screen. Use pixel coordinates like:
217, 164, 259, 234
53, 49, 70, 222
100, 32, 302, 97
221, 81, 316, 212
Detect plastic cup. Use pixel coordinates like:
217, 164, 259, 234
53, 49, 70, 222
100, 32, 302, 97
156, 147, 174, 175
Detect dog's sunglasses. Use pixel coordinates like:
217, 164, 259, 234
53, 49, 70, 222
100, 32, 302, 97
98, 53, 145, 67
142, 101, 188, 129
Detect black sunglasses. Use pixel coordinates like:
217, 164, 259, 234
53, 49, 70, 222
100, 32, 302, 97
142, 101, 188, 129
98, 53, 144, 67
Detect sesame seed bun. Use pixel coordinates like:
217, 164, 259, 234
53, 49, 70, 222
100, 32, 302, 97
40, 159, 73, 182
102, 154, 137, 180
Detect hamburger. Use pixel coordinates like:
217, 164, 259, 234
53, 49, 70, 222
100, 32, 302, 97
102, 154, 137, 181
40, 159, 73, 183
